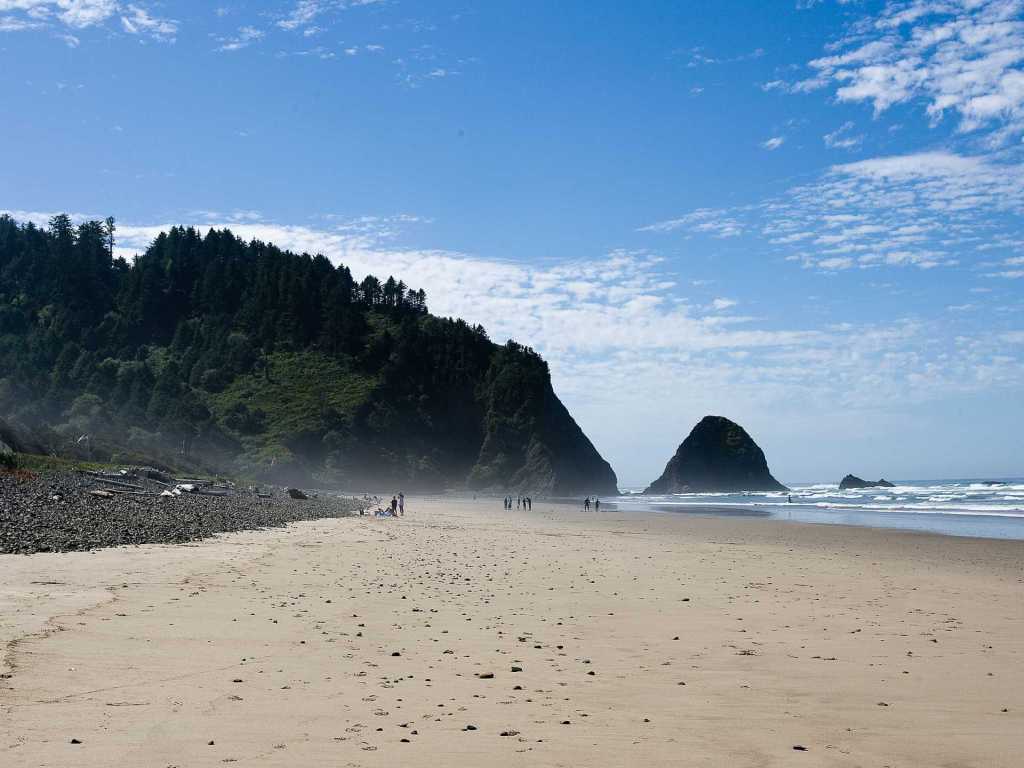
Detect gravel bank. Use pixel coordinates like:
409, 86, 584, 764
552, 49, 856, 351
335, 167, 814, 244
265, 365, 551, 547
0, 471, 361, 555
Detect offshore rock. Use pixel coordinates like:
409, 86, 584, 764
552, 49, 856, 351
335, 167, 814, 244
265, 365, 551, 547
839, 474, 895, 490
644, 416, 787, 494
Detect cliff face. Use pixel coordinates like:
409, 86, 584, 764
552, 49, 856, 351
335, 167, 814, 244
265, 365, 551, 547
343, 336, 618, 494
645, 416, 787, 493
467, 347, 618, 495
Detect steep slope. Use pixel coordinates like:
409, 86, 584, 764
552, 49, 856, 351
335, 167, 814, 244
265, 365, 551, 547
0, 214, 617, 493
645, 415, 787, 493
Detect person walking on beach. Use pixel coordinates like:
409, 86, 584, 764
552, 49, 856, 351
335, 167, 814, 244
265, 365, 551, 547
584, 497, 590, 511
594, 497, 600, 512
390, 496, 398, 515
527, 496, 532, 510
398, 492, 405, 516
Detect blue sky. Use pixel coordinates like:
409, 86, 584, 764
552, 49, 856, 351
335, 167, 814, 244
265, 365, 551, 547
2, 0, 1023, 485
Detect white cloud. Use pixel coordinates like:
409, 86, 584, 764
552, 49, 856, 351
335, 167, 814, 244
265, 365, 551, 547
763, 150, 1024, 271
644, 149, 1024, 275
58, 0, 116, 28
0, 1, 175, 40
277, 0, 384, 33
217, 25, 264, 52
790, 0, 1024, 144
120, 3, 175, 42
278, 0, 324, 31
823, 120, 864, 149
711, 297, 739, 310
639, 207, 745, 238
0, 15, 43, 30
761, 135, 786, 150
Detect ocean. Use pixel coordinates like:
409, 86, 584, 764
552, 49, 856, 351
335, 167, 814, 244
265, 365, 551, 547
600, 480, 1024, 540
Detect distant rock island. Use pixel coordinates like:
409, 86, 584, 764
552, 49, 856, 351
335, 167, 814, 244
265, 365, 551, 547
644, 416, 787, 494
839, 474, 895, 490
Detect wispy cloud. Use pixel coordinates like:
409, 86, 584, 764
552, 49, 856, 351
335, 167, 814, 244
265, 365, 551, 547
786, 0, 1024, 145
216, 25, 264, 52
643, 149, 1024, 274
823, 120, 863, 149
761, 135, 786, 150
0, 1, 176, 42
767, 150, 1024, 271
639, 208, 745, 238
277, 0, 384, 33
120, 4, 176, 42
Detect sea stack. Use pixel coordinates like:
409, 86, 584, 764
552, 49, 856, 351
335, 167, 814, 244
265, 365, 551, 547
839, 474, 895, 490
644, 416, 787, 493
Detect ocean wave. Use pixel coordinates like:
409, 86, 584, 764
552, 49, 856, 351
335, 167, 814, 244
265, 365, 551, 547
619, 498, 1024, 517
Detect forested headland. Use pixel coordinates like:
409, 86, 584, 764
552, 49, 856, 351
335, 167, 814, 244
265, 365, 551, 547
0, 214, 618, 494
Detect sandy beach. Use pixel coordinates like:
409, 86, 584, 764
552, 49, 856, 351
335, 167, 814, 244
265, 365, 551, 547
2, 498, 1022, 767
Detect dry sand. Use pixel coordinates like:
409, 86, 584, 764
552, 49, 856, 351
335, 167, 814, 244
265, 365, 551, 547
2, 497, 1022, 767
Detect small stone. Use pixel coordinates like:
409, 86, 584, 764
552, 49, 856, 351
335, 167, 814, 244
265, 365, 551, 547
793, 745, 808, 751
463, 724, 477, 731
70, 738, 82, 744
511, 666, 522, 672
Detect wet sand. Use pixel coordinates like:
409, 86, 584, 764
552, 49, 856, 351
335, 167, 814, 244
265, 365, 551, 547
2, 498, 1022, 767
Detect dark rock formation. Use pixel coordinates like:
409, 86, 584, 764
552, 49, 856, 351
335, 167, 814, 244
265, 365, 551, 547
839, 474, 895, 490
644, 416, 787, 494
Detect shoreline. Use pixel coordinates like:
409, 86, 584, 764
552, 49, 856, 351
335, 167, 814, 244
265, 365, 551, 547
2, 498, 1022, 767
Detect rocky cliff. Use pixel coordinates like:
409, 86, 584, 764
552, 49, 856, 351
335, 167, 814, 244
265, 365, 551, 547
644, 416, 787, 493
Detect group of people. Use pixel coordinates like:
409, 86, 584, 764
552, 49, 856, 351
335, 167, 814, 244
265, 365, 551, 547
583, 496, 600, 511
374, 492, 405, 517
504, 495, 532, 510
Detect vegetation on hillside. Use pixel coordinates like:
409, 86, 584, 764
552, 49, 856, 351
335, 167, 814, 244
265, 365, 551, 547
0, 214, 617, 493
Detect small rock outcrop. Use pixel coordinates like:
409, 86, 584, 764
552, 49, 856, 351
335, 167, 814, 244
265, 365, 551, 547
644, 416, 787, 494
839, 474, 895, 490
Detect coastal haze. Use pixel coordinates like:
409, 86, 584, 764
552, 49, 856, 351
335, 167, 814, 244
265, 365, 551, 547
2, 2, 1024, 767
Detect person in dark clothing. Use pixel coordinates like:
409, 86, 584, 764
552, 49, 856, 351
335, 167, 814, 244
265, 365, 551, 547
584, 497, 590, 511
390, 496, 398, 515
594, 497, 600, 512
527, 497, 532, 510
